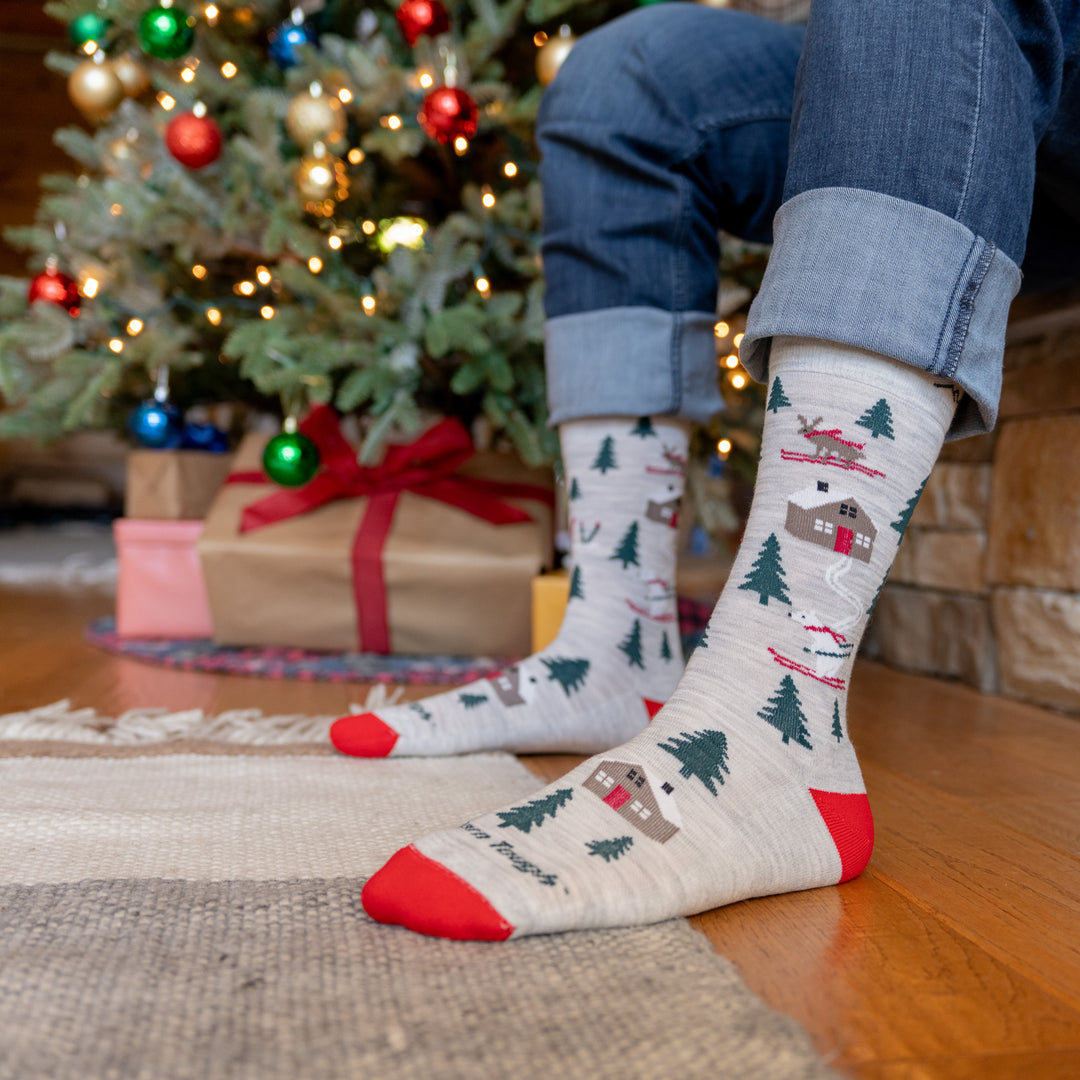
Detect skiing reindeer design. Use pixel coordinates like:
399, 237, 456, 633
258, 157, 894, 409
796, 416, 867, 466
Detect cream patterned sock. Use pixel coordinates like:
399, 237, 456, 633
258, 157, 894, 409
360, 340, 957, 938
330, 416, 688, 757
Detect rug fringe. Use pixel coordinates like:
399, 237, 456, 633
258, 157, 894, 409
0, 685, 405, 745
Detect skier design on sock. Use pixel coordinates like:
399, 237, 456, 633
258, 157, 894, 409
646, 445, 688, 479
786, 607, 854, 679
583, 760, 682, 842
781, 416, 886, 478
626, 576, 677, 623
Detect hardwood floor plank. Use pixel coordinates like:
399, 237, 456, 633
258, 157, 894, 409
694, 873, 1080, 1070
853, 1047, 1080, 1080
865, 765, 1080, 1012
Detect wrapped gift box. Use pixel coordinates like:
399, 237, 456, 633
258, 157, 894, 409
531, 569, 569, 652
125, 449, 234, 520
198, 420, 554, 657
114, 518, 214, 639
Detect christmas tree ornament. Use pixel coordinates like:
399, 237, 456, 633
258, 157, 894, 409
128, 399, 183, 448
138, 5, 196, 60
285, 85, 346, 148
180, 421, 229, 452
262, 422, 320, 486
68, 56, 125, 123
27, 266, 80, 316
111, 52, 152, 98
536, 25, 576, 86
296, 149, 348, 207
268, 8, 318, 68
418, 86, 478, 144
69, 12, 112, 48
395, 0, 450, 47
165, 111, 223, 169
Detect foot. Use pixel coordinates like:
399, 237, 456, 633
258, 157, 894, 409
361, 340, 957, 937
331, 416, 688, 757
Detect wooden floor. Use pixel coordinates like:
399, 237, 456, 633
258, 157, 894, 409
2, 587, 1079, 1078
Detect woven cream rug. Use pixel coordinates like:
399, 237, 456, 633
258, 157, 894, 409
0, 701, 836, 1080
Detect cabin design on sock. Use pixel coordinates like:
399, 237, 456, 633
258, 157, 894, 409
645, 490, 681, 528
489, 665, 537, 707
583, 759, 682, 843
785, 480, 876, 562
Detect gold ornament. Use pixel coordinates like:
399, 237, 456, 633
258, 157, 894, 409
68, 58, 125, 123
296, 150, 349, 214
111, 52, 151, 99
286, 87, 347, 148
537, 25, 576, 87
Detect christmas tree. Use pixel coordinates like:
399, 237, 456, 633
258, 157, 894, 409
891, 476, 928, 538
0, 0, 628, 462
657, 728, 730, 796
766, 376, 791, 413
617, 617, 644, 668
737, 532, 791, 606
496, 787, 572, 833
586, 835, 633, 862
629, 416, 655, 438
569, 476, 582, 500
855, 397, 895, 439
540, 654, 589, 695
568, 562, 583, 600
458, 691, 487, 708
757, 674, 812, 748
609, 519, 639, 569
591, 434, 617, 473
660, 630, 672, 661
831, 698, 843, 741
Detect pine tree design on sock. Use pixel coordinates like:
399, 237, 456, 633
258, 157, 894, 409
660, 631, 673, 662
586, 836, 634, 862
630, 417, 656, 438
541, 656, 590, 695
891, 476, 927, 538
591, 436, 617, 473
658, 729, 731, 795
409, 703, 432, 721
459, 693, 488, 709
866, 572, 887, 616
757, 675, 813, 749
767, 376, 792, 413
610, 521, 640, 568
831, 700, 844, 742
496, 789, 573, 833
568, 564, 584, 601
856, 398, 895, 439
618, 619, 645, 669
737, 533, 792, 606
569, 477, 582, 500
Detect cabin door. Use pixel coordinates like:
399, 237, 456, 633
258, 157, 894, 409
834, 527, 854, 556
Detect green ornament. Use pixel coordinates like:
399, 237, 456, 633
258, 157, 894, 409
263, 430, 320, 487
138, 6, 195, 60
69, 12, 112, 47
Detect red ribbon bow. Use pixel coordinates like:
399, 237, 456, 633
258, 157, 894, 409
234, 406, 552, 653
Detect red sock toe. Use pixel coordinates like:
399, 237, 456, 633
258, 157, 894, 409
362, 845, 514, 941
330, 712, 399, 757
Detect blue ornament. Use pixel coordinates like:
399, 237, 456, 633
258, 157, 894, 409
180, 421, 229, 453
268, 14, 317, 68
129, 399, 183, 449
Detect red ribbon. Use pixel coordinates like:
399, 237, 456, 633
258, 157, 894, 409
229, 406, 553, 654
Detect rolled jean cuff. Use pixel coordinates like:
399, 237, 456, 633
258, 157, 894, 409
741, 187, 1022, 439
545, 307, 724, 426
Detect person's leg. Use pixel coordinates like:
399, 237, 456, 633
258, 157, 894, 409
331, 4, 802, 758
361, 0, 1075, 938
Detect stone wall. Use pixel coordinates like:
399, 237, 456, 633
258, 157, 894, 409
863, 293, 1080, 712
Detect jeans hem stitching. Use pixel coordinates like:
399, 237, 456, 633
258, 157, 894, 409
943, 240, 995, 381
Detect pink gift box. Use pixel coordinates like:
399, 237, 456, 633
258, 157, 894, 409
114, 518, 214, 639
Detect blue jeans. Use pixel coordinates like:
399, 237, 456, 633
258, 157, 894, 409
538, 1, 1080, 439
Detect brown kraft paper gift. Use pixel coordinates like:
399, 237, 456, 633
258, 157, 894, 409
125, 450, 235, 520
197, 431, 554, 656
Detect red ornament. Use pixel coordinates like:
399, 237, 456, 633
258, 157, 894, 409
165, 112, 223, 169
395, 0, 450, 46
28, 268, 80, 316
418, 87, 478, 144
